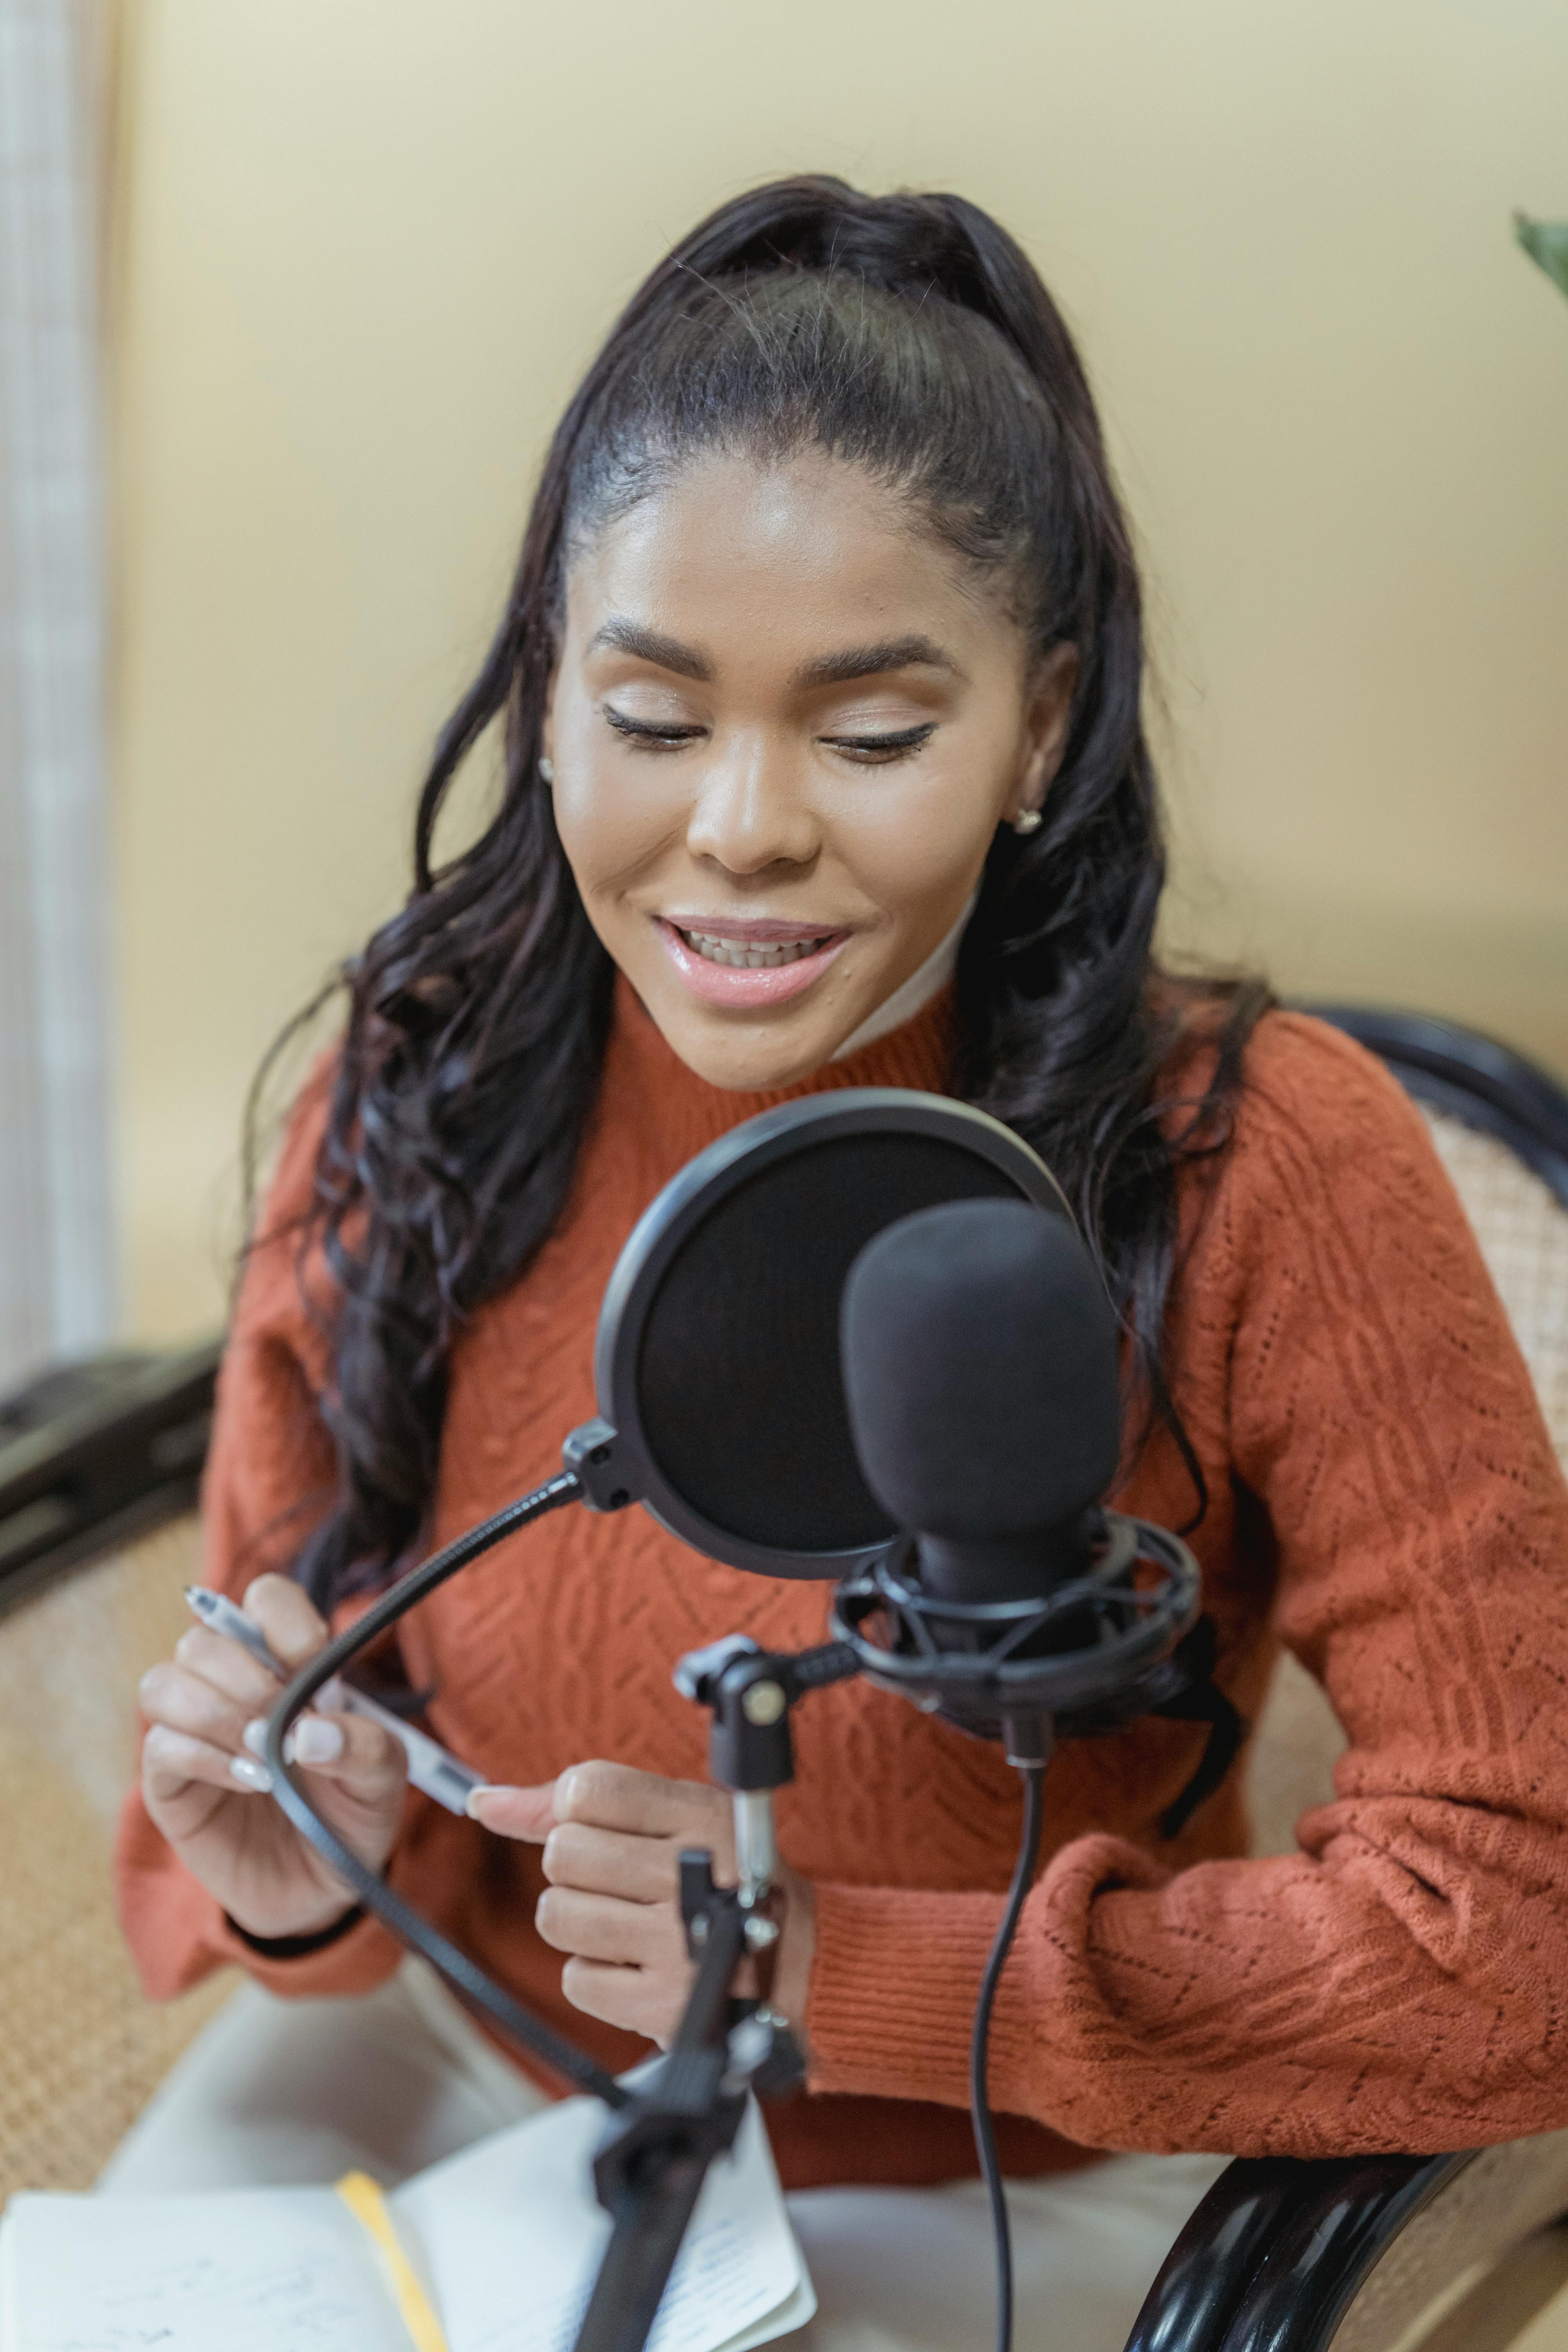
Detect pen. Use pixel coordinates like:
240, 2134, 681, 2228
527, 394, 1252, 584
183, 1584, 486, 1818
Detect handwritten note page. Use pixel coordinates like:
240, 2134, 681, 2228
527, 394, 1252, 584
391, 2094, 814, 2352
1, 2184, 411, 2352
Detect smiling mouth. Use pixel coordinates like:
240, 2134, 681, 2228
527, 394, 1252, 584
676, 927, 840, 969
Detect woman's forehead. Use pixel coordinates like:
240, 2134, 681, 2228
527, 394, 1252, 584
563, 448, 1014, 681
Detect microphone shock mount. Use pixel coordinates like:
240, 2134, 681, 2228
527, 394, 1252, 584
829, 1512, 1245, 1833
832, 1509, 1194, 1749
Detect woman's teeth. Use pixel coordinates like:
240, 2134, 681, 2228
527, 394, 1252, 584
681, 930, 832, 969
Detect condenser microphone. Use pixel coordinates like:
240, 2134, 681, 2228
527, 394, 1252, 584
839, 1198, 1121, 1606
832, 1195, 1201, 1756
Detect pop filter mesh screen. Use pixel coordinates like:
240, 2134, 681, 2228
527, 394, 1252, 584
635, 1133, 1023, 1555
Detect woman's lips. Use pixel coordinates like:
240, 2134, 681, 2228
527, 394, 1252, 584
654, 918, 851, 1008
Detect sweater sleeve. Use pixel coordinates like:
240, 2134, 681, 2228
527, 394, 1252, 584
114, 1072, 461, 2004
804, 1016, 1568, 2156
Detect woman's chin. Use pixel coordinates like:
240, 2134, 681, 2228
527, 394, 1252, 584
664, 1017, 845, 1094
639, 984, 867, 1094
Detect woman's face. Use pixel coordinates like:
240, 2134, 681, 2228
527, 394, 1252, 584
546, 448, 1076, 1091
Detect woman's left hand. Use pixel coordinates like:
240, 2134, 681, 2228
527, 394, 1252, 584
468, 1762, 815, 2050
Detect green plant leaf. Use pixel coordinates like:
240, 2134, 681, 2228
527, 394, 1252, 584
1515, 211, 1568, 301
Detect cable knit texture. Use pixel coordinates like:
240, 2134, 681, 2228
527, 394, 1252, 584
115, 981, 1568, 2189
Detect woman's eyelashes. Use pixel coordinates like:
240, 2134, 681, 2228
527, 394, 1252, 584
820, 720, 938, 765
603, 708, 704, 751
601, 706, 938, 764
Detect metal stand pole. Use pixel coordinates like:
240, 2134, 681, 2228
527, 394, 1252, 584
570, 1637, 860, 2352
572, 1888, 758, 2352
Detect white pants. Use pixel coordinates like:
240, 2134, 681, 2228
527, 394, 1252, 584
100, 1961, 1228, 2352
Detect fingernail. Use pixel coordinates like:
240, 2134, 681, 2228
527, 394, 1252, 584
317, 1676, 347, 1713
291, 1717, 344, 1766
465, 1785, 498, 1819
242, 1718, 269, 1759
229, 1754, 272, 1793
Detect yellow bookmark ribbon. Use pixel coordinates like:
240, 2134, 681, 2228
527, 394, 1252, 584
335, 2169, 451, 2352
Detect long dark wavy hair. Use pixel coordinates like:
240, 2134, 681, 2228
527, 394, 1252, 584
253, 176, 1269, 1613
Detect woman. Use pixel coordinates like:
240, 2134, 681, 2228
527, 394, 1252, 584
113, 178, 1568, 2347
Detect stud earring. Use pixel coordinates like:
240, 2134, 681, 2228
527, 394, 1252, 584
537, 757, 554, 784
1012, 807, 1042, 836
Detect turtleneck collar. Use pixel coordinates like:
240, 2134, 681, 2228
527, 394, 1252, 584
830, 891, 975, 1062
598, 972, 957, 1190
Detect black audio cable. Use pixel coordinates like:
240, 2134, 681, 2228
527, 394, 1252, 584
970, 1762, 1047, 2352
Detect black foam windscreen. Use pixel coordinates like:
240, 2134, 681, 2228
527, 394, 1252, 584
635, 1134, 1023, 1554
840, 1198, 1121, 1543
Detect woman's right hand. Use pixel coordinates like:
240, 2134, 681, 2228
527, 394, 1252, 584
139, 1572, 408, 1941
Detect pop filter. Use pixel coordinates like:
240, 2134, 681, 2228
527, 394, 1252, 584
564, 1089, 1067, 1579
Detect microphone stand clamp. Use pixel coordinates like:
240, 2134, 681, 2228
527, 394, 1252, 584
575, 1882, 785, 2352
572, 1634, 857, 2352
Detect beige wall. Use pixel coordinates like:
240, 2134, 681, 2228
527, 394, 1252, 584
110, 0, 1568, 1343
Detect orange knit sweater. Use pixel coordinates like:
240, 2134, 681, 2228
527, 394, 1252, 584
116, 982, 1568, 2190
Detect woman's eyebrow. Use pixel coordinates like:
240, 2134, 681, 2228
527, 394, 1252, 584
586, 617, 712, 680
584, 620, 964, 690
793, 634, 965, 688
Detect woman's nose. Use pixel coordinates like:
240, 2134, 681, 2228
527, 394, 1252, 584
684, 739, 820, 874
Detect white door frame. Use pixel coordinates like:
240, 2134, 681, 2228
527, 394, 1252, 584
0, 0, 117, 1390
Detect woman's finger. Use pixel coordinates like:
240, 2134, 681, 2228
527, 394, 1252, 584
561, 1955, 679, 2042
243, 1572, 329, 1669
467, 1782, 557, 1841
536, 1884, 685, 1968
278, 1706, 407, 1802
541, 1819, 679, 1904
555, 1760, 726, 1840
143, 1721, 273, 1802
140, 1660, 254, 1753
168, 1625, 280, 1714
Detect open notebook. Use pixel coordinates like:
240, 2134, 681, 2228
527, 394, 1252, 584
0, 2089, 815, 2352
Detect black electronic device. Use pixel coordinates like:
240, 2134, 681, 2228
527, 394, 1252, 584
257, 1086, 1228, 2352
831, 1199, 1208, 1771
841, 1197, 1121, 1601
